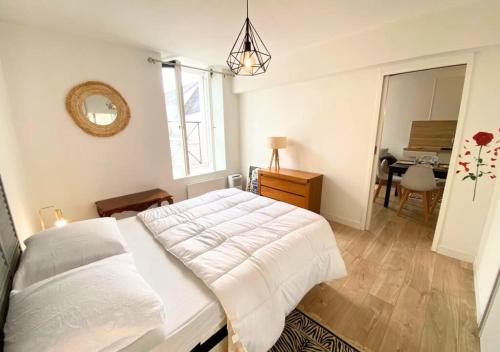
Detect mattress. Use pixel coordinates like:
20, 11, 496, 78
117, 216, 226, 352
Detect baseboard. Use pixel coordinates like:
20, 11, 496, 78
321, 212, 362, 230
473, 265, 483, 325
436, 245, 475, 263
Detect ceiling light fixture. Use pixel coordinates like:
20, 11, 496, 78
226, 0, 271, 76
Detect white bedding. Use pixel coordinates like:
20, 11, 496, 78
14, 217, 128, 290
138, 188, 346, 352
117, 217, 226, 352
5, 253, 165, 352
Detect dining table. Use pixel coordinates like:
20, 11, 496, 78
384, 162, 449, 208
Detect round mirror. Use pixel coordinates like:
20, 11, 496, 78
82, 95, 118, 126
66, 81, 130, 137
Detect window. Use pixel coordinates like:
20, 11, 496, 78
162, 62, 226, 178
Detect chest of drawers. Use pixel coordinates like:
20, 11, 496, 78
258, 168, 323, 213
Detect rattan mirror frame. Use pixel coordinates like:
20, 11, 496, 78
65, 81, 130, 137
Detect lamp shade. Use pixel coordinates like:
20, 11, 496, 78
267, 137, 287, 149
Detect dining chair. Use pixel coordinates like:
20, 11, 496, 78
398, 165, 438, 222
430, 179, 446, 214
374, 159, 401, 202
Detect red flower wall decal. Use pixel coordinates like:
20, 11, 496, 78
472, 132, 494, 146
457, 129, 499, 201
458, 161, 470, 172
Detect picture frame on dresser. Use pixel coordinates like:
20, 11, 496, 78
246, 165, 260, 194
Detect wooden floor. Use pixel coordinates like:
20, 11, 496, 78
298, 187, 479, 352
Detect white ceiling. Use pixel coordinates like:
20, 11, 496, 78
0, 0, 481, 65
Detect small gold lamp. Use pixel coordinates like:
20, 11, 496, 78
54, 208, 68, 228
38, 206, 68, 230
267, 136, 287, 170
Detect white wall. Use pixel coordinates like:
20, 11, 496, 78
480, 290, 500, 352
233, 1, 500, 94
381, 66, 465, 160
0, 59, 37, 241
240, 68, 379, 228
476, 180, 500, 352
431, 74, 465, 121
237, 2, 500, 261
474, 171, 500, 322
436, 49, 500, 261
0, 22, 240, 238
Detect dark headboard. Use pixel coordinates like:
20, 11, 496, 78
0, 176, 22, 344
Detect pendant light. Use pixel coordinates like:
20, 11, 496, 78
226, 0, 271, 76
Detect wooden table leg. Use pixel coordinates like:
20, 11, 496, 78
422, 191, 430, 223
384, 169, 394, 208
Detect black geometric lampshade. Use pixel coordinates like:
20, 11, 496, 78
226, 6, 271, 76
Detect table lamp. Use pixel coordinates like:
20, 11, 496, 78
54, 208, 68, 228
38, 206, 68, 230
267, 136, 287, 170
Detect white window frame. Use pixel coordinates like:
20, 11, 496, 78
173, 63, 190, 176
165, 63, 217, 178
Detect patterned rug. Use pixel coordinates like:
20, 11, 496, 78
270, 309, 360, 352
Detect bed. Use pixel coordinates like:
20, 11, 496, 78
0, 198, 227, 352
0, 184, 345, 352
137, 188, 346, 351
117, 217, 227, 352
0, 177, 22, 347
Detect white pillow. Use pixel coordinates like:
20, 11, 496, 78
14, 217, 128, 290
4, 253, 166, 352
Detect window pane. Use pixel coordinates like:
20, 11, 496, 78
210, 73, 227, 171
162, 64, 218, 179
181, 70, 213, 172
162, 67, 186, 178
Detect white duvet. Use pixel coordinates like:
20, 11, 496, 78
138, 188, 346, 352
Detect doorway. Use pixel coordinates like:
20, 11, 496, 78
367, 63, 469, 246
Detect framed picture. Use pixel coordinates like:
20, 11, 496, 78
246, 166, 260, 194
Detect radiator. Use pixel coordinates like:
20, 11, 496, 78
187, 177, 227, 199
